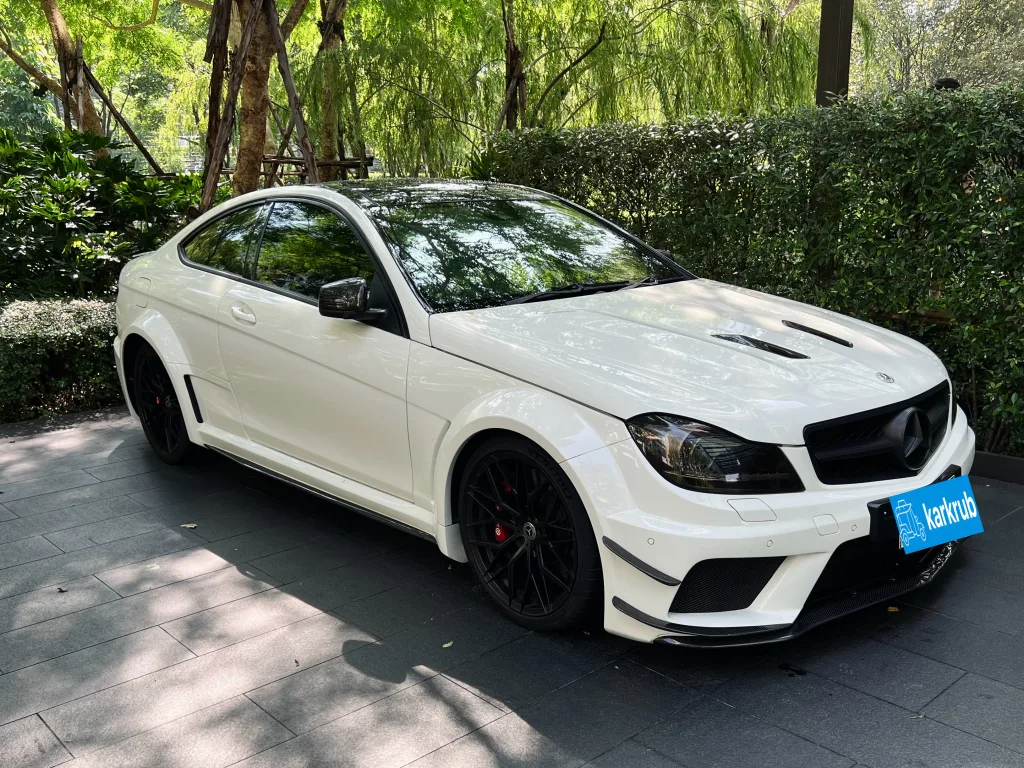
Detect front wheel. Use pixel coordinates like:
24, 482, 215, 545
458, 435, 602, 631
132, 343, 195, 464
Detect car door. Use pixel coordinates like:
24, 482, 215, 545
216, 198, 414, 501
169, 203, 268, 437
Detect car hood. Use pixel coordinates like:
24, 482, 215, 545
427, 279, 949, 445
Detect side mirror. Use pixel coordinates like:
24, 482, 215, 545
318, 278, 387, 324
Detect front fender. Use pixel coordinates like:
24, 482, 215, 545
118, 309, 199, 439
431, 387, 629, 558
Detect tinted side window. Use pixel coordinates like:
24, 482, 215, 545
182, 206, 263, 276
254, 202, 376, 299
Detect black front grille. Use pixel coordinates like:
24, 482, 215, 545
804, 382, 951, 485
670, 557, 785, 613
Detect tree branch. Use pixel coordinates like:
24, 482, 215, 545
0, 26, 62, 97
528, 21, 607, 127
281, 0, 311, 40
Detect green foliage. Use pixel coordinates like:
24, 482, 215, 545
0, 299, 120, 422
480, 86, 1024, 457
0, 129, 200, 303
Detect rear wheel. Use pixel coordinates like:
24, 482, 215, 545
458, 435, 602, 630
133, 344, 194, 464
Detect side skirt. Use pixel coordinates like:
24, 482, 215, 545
208, 446, 435, 542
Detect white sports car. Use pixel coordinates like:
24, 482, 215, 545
114, 179, 976, 646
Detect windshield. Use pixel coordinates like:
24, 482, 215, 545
373, 198, 686, 312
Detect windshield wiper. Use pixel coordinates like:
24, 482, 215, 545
504, 282, 625, 305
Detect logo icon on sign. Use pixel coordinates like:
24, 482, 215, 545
893, 499, 927, 549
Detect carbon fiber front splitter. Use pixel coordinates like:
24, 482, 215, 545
612, 540, 958, 649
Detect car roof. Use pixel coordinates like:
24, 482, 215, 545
318, 178, 554, 213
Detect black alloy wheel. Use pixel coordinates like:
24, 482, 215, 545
458, 436, 602, 630
133, 344, 193, 464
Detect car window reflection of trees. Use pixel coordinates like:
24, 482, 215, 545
378, 199, 678, 312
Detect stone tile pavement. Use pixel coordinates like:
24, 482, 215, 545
1, 407, 1023, 768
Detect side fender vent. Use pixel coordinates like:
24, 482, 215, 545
782, 320, 853, 348
183, 375, 204, 424
712, 334, 809, 360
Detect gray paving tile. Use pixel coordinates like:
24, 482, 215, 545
630, 644, 767, 694
184, 507, 290, 543
406, 712, 580, 768
94, 523, 322, 597
863, 604, 1024, 689
0, 626, 193, 726
126, 476, 242, 510
282, 556, 417, 613
716, 660, 1024, 768
0, 443, 152, 486
965, 508, 1024, 561
0, 471, 99, 503
330, 574, 474, 638
413, 660, 695, 768
947, 547, 1024, 596
902, 565, 1024, 636
235, 675, 502, 768
0, 528, 199, 600
249, 604, 528, 734
2, 471, 182, 517
0, 715, 72, 768
923, 673, 1024, 754
62, 695, 292, 768
249, 536, 386, 584
0, 504, 15, 522
0, 497, 146, 547
95, 547, 233, 597
635, 696, 854, 768
41, 613, 375, 756
0, 536, 63, 568
162, 588, 321, 655
0, 575, 120, 634
0, 565, 278, 672
82, 455, 169, 482
770, 628, 966, 710
444, 631, 633, 713
584, 741, 682, 768
43, 514, 172, 553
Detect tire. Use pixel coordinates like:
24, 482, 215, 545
457, 435, 603, 631
132, 343, 195, 464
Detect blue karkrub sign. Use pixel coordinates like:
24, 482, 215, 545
888, 475, 983, 554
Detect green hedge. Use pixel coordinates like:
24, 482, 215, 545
0, 300, 121, 422
0, 129, 199, 304
478, 86, 1024, 457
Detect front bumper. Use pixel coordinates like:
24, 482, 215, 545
563, 408, 976, 645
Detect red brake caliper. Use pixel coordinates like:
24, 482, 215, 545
494, 478, 514, 542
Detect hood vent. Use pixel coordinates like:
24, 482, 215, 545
712, 334, 810, 360
782, 320, 853, 348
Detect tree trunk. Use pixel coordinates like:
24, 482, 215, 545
39, 0, 103, 134
232, 0, 310, 196
317, 0, 346, 181
502, 0, 524, 131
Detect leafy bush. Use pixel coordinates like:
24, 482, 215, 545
479, 86, 1024, 457
0, 300, 121, 422
0, 129, 200, 304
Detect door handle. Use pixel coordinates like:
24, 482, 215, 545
231, 304, 256, 324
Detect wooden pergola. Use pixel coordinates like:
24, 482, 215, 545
816, 0, 855, 106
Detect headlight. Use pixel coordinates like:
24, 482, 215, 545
626, 414, 803, 494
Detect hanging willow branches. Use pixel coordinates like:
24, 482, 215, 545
298, 0, 821, 176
